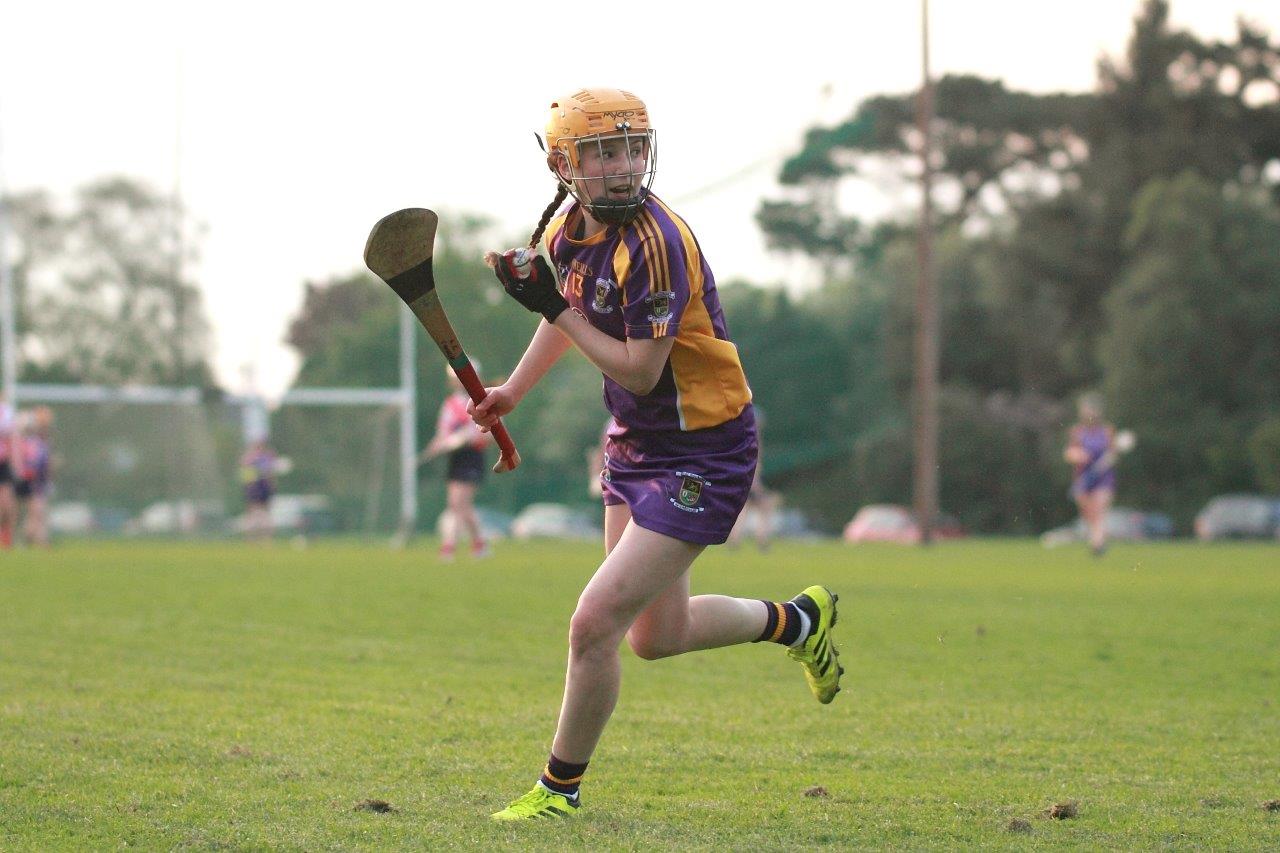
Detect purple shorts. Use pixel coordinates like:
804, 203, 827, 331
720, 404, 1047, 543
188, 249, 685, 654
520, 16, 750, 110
601, 406, 758, 545
1071, 469, 1116, 498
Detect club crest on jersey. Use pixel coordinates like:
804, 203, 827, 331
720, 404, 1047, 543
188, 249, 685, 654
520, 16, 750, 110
670, 471, 708, 513
646, 292, 673, 323
591, 278, 616, 313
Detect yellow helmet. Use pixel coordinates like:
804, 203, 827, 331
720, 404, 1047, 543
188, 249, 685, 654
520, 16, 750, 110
543, 88, 657, 225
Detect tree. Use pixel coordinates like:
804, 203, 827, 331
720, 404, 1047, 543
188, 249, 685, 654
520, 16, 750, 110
5, 178, 214, 386
1102, 172, 1280, 521
751, 1, 1280, 531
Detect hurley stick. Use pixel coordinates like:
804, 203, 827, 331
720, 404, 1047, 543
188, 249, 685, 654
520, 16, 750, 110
364, 208, 520, 473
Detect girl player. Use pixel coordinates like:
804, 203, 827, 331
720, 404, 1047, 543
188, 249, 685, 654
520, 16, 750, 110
421, 366, 492, 560
14, 408, 53, 547
471, 89, 843, 820
239, 438, 278, 541
0, 396, 17, 548
1065, 393, 1119, 556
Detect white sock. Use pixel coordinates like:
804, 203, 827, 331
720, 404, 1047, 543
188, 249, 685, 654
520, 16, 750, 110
789, 606, 812, 647
535, 780, 579, 802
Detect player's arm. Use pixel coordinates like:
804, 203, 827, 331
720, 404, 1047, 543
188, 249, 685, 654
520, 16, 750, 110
1064, 427, 1088, 465
420, 403, 457, 459
551, 310, 673, 395
505, 319, 573, 399
470, 319, 571, 430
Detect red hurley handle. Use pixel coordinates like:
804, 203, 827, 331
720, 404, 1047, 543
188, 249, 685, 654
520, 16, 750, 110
452, 360, 521, 473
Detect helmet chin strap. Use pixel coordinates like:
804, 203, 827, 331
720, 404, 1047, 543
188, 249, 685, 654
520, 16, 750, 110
583, 193, 645, 226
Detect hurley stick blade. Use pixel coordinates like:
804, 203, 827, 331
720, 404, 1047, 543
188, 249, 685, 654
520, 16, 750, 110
364, 208, 438, 285
364, 208, 461, 362
363, 207, 521, 473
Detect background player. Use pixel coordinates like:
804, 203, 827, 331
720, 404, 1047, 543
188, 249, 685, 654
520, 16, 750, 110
471, 88, 843, 821
421, 365, 492, 561
1065, 392, 1120, 556
240, 437, 278, 542
0, 396, 17, 548
14, 408, 53, 547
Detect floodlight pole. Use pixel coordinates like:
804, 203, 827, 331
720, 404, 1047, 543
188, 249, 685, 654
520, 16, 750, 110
398, 305, 418, 541
913, 0, 940, 544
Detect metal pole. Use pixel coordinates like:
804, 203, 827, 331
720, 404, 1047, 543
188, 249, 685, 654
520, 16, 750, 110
0, 107, 17, 404
171, 49, 185, 384
913, 0, 940, 544
398, 304, 418, 541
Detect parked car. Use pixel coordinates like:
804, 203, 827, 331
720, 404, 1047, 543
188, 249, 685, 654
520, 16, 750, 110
1041, 507, 1177, 547
434, 506, 515, 541
48, 502, 97, 536
511, 503, 601, 540
733, 506, 828, 541
93, 507, 132, 535
1194, 494, 1280, 541
126, 499, 227, 535
842, 504, 965, 544
230, 493, 336, 536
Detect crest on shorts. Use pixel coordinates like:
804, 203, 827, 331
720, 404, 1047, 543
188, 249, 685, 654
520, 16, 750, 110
678, 475, 704, 507
592, 278, 616, 313
646, 291, 673, 322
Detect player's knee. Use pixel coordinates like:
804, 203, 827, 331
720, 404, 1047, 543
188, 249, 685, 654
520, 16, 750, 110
568, 606, 621, 658
625, 630, 681, 661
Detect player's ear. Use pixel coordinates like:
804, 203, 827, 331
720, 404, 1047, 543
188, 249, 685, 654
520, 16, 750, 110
548, 151, 572, 184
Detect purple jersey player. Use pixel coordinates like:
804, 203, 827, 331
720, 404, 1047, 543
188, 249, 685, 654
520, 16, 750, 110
471, 89, 844, 822
1065, 393, 1118, 556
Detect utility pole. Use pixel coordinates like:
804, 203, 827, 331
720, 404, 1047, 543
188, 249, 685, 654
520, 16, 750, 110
913, 0, 940, 544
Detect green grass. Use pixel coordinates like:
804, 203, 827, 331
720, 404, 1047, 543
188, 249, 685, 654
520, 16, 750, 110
1, 539, 1278, 850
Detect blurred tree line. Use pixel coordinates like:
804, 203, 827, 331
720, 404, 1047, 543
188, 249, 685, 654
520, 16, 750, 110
753, 0, 1280, 531
4, 1, 1277, 534
4, 178, 233, 518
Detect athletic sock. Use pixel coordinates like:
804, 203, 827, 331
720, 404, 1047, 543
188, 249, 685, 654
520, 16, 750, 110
539, 754, 587, 800
753, 600, 810, 646
789, 592, 822, 645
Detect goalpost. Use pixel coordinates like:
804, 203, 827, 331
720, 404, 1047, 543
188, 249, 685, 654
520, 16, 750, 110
0, 112, 420, 540
0, 282, 421, 539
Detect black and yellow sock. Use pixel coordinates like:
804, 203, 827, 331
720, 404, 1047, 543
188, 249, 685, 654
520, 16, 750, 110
753, 600, 809, 646
539, 754, 587, 800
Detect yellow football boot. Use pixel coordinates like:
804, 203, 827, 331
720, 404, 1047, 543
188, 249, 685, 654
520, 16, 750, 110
490, 785, 580, 821
786, 585, 844, 704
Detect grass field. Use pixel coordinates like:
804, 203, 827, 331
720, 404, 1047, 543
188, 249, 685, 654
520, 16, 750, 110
2, 539, 1278, 850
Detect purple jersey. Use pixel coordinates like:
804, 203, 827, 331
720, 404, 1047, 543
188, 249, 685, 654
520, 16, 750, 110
1071, 424, 1116, 495
544, 191, 752, 432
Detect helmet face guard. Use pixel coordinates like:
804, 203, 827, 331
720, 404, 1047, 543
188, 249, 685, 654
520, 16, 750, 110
543, 89, 657, 227
554, 126, 657, 226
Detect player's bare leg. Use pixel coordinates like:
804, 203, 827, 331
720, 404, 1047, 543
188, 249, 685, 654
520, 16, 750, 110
497, 505, 841, 819
1085, 489, 1113, 555
446, 481, 485, 556
0, 485, 15, 548
626, 573, 768, 659
609, 503, 771, 659
550, 515, 704, 762
26, 494, 49, 547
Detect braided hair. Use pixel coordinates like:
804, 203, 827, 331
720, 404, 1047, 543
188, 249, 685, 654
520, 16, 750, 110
527, 184, 569, 251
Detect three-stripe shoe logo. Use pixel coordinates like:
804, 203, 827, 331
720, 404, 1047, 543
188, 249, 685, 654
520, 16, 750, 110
812, 628, 834, 676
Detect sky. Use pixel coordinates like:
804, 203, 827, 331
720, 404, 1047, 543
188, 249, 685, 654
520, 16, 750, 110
2, 0, 1277, 399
